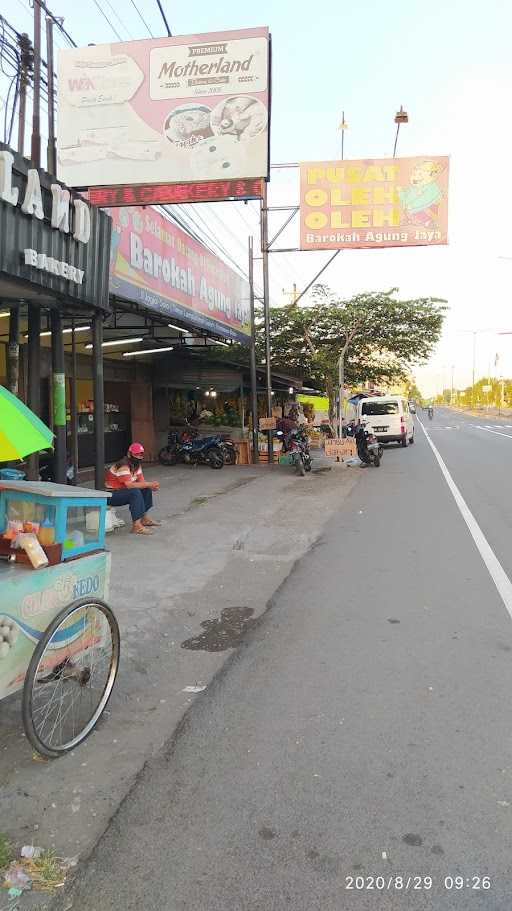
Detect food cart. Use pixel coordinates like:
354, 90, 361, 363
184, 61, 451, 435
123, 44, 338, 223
0, 481, 119, 759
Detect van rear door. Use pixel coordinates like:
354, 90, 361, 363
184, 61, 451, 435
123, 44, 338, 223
360, 400, 400, 437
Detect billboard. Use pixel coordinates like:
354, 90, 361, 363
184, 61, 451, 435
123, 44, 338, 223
300, 156, 449, 250
109, 206, 251, 343
57, 28, 270, 191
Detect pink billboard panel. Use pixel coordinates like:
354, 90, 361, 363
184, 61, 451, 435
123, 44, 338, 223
58, 28, 270, 190
109, 206, 251, 344
300, 156, 449, 250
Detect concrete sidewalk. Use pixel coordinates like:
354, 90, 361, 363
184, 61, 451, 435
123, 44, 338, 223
0, 457, 360, 908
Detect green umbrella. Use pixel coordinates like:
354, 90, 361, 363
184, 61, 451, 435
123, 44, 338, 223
0, 385, 54, 461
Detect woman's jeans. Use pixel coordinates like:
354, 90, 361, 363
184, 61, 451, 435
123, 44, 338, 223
108, 487, 153, 522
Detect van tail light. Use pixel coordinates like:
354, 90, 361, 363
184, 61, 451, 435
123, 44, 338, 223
400, 416, 406, 432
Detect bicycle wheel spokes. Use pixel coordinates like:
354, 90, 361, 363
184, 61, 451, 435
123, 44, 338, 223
25, 601, 120, 756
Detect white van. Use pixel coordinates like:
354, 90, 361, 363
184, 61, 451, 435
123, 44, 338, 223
356, 396, 415, 447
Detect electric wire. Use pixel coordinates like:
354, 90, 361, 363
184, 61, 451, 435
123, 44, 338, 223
154, 0, 171, 36
90, 0, 124, 42
104, 0, 135, 40
128, 0, 154, 37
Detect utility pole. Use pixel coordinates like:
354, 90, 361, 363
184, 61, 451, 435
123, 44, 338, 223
261, 182, 273, 463
45, 16, 57, 174
27, 0, 42, 482
17, 33, 33, 155
31, 0, 42, 166
248, 237, 259, 464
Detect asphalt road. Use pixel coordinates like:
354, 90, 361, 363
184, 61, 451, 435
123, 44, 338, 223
67, 409, 512, 910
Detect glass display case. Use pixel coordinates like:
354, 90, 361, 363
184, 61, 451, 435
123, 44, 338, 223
0, 481, 110, 561
75, 411, 129, 467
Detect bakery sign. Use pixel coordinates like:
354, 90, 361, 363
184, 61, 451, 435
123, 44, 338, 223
0, 142, 112, 308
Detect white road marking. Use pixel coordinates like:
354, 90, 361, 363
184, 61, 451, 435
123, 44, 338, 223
418, 419, 512, 621
475, 426, 512, 440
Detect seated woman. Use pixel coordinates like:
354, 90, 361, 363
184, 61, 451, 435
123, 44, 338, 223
105, 443, 160, 536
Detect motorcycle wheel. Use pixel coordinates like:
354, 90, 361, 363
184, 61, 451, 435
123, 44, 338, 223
159, 447, 178, 466
296, 455, 306, 477
208, 446, 224, 469
222, 446, 237, 466
304, 457, 312, 472
373, 455, 381, 467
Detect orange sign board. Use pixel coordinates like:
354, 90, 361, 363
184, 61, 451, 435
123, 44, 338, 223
259, 417, 277, 431
324, 438, 357, 459
300, 156, 449, 250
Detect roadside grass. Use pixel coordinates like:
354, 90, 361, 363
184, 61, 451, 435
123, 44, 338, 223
0, 833, 13, 870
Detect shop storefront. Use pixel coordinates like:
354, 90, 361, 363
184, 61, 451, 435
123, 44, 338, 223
0, 142, 111, 484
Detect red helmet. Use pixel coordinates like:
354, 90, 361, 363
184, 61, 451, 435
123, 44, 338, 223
128, 442, 145, 459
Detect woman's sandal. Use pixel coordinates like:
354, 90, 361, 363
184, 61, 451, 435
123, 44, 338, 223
131, 525, 153, 535
142, 518, 161, 527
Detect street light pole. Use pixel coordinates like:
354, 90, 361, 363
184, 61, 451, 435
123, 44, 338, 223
472, 332, 476, 408
393, 106, 408, 158
339, 111, 347, 161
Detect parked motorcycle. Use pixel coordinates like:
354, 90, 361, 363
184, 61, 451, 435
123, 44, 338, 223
354, 422, 383, 467
277, 427, 312, 476
38, 452, 75, 483
220, 439, 237, 465
159, 428, 224, 469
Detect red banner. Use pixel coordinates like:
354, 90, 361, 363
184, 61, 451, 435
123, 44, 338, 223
89, 178, 264, 207
109, 205, 251, 343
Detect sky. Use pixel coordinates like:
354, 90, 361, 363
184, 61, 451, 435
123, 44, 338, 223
3, 0, 512, 396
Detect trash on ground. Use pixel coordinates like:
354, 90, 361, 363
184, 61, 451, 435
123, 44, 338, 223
2, 851, 70, 895
20, 847, 42, 860
182, 685, 207, 693
3, 864, 32, 891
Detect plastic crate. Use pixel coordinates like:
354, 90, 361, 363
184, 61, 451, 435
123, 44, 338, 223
0, 468, 26, 481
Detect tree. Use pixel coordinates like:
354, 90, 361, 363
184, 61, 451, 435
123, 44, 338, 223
403, 380, 424, 404
257, 287, 446, 418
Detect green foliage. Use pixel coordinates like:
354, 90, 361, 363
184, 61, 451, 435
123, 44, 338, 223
260, 286, 446, 390
0, 833, 13, 870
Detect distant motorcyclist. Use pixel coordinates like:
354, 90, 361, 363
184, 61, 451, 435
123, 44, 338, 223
428, 405, 434, 419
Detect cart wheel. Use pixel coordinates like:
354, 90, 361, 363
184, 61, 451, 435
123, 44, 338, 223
22, 598, 120, 759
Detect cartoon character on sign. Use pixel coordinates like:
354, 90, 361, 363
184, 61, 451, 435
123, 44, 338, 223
399, 160, 443, 227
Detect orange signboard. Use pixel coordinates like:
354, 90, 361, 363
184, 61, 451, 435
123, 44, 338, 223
259, 417, 277, 431
300, 156, 449, 250
324, 438, 357, 459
